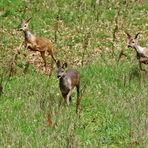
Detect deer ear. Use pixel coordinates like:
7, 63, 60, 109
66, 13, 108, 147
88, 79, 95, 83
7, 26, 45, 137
56, 60, 61, 68
62, 62, 67, 69
125, 31, 131, 39
25, 17, 32, 23
21, 19, 25, 24
135, 32, 140, 39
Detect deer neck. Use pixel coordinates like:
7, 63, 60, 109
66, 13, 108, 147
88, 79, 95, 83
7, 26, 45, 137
134, 44, 144, 54
59, 75, 69, 86
59, 76, 72, 90
59, 76, 65, 88
24, 30, 36, 42
59, 76, 65, 82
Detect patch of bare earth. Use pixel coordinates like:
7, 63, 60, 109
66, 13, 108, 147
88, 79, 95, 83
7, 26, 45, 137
26, 51, 53, 75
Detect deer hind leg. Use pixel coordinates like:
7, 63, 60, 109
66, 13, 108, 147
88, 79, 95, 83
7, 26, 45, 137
40, 51, 47, 72
139, 58, 147, 72
51, 52, 56, 63
76, 84, 80, 114
47, 50, 56, 62
47, 50, 56, 76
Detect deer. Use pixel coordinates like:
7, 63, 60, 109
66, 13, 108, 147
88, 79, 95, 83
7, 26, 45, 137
56, 60, 80, 114
18, 17, 56, 74
125, 32, 148, 71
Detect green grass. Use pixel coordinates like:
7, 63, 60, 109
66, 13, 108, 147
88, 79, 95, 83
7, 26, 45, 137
1, 61, 148, 147
0, 0, 148, 147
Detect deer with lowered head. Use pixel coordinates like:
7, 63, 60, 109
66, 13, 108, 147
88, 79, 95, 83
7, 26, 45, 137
126, 32, 148, 71
56, 60, 80, 114
19, 17, 56, 73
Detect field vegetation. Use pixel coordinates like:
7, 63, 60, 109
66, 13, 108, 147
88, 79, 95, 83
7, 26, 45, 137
0, 0, 148, 147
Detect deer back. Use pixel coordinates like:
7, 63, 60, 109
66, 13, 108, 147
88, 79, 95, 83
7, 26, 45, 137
66, 69, 80, 87
35, 37, 53, 50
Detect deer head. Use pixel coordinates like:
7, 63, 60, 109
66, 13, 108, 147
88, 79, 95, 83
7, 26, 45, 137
56, 60, 67, 78
125, 32, 140, 49
19, 17, 32, 31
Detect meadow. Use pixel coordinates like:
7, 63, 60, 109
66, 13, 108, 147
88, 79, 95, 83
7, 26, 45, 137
0, 0, 148, 147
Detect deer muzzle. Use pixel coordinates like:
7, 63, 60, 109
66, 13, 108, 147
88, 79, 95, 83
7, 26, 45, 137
128, 45, 132, 48
19, 28, 23, 31
57, 75, 62, 79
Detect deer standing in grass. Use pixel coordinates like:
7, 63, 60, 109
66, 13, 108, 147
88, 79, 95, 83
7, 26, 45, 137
19, 18, 56, 73
126, 32, 148, 71
56, 60, 80, 114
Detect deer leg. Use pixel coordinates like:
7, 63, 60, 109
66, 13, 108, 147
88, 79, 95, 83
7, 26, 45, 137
136, 53, 140, 59
47, 51, 56, 76
66, 90, 72, 105
51, 53, 56, 63
61, 93, 68, 106
40, 51, 47, 72
47, 50, 56, 63
117, 50, 128, 62
49, 57, 54, 77
62, 93, 66, 100
139, 61, 142, 70
139, 59, 147, 72
76, 84, 80, 114
69, 96, 72, 102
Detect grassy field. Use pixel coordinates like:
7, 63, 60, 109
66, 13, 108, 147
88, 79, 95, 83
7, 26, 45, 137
0, 0, 148, 147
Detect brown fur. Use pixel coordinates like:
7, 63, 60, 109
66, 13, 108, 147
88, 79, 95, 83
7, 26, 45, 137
56, 60, 80, 114
19, 18, 56, 73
